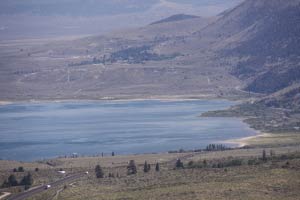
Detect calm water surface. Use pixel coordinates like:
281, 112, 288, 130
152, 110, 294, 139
0, 100, 256, 161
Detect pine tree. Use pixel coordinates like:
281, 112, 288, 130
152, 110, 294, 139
155, 163, 160, 172
20, 173, 33, 186
2, 180, 9, 188
262, 149, 267, 161
144, 161, 149, 173
203, 159, 207, 167
18, 166, 24, 172
95, 165, 104, 178
8, 175, 18, 187
127, 160, 137, 175
175, 159, 184, 169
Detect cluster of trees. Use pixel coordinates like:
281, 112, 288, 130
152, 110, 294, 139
127, 160, 160, 175
205, 144, 228, 151
95, 160, 160, 178
144, 161, 161, 173
168, 144, 230, 154
2, 173, 33, 190
109, 46, 179, 64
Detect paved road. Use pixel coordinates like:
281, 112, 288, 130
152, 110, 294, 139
7, 173, 85, 200
0, 192, 11, 199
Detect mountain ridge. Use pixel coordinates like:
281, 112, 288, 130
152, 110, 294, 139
150, 14, 200, 25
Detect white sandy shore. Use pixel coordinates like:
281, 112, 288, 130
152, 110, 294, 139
0, 94, 226, 105
0, 101, 11, 105
225, 133, 272, 147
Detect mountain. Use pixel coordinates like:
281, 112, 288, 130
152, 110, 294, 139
0, 0, 299, 105
222, 0, 300, 92
225, 0, 300, 94
196, 0, 300, 132
163, 0, 300, 94
150, 14, 199, 25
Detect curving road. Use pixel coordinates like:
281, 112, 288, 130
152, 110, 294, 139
7, 173, 85, 200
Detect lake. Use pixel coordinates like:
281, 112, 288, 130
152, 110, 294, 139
0, 100, 256, 161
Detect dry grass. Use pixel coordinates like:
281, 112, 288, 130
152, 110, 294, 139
0, 160, 49, 171
189, 146, 300, 162
54, 152, 189, 168
2, 147, 300, 200
239, 133, 300, 147
27, 158, 300, 200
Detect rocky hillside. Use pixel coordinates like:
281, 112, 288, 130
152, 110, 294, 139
223, 0, 300, 93
158, 0, 300, 94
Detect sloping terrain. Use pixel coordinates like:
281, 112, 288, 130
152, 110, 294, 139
0, 0, 299, 105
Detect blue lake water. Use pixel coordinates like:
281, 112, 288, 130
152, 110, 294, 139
0, 100, 256, 161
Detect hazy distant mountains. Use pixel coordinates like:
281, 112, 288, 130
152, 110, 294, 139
0, 0, 242, 39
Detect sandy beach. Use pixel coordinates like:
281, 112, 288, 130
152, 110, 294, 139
0, 101, 11, 105
226, 132, 300, 147
225, 133, 271, 147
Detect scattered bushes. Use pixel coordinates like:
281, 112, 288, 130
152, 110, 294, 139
247, 158, 260, 166
108, 173, 115, 178
187, 158, 243, 169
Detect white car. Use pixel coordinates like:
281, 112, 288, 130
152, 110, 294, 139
85, 171, 89, 175
45, 185, 51, 189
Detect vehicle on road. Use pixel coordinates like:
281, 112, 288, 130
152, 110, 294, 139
44, 185, 51, 190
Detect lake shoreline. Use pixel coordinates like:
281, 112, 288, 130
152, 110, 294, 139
0, 94, 248, 105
